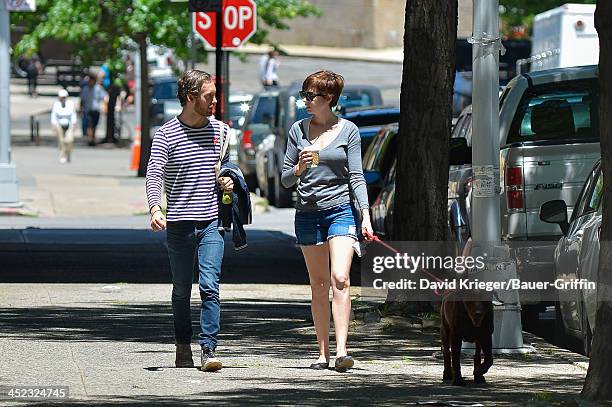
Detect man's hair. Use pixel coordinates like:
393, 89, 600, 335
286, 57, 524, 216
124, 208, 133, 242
302, 70, 344, 108
177, 70, 213, 106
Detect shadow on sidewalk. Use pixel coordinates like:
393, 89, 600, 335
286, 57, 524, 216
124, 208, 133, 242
0, 228, 309, 284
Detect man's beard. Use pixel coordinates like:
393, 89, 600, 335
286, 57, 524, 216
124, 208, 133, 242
194, 100, 210, 117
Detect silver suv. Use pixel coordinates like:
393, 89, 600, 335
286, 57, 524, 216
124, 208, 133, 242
448, 65, 600, 315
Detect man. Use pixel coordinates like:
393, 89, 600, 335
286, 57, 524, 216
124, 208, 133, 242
146, 70, 233, 371
79, 76, 106, 146
259, 50, 280, 89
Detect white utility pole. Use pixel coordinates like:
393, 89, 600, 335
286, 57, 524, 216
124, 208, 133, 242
0, 0, 21, 206
469, 0, 533, 353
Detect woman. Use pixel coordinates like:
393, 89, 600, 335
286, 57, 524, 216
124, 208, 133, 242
51, 89, 77, 163
281, 70, 373, 372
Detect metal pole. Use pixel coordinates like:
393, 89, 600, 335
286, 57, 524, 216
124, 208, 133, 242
471, 0, 501, 245
222, 50, 229, 122
190, 13, 197, 69
0, 1, 21, 206
215, 7, 223, 121
469, 0, 532, 354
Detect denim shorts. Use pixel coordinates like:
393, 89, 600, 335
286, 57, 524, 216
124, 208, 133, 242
295, 203, 360, 246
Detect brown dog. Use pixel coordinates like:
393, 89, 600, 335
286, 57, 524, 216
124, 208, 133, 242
440, 289, 494, 386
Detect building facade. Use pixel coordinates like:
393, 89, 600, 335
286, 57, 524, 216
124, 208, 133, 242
266, 0, 474, 49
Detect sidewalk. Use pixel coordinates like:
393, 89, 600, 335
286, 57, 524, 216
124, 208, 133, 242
240, 43, 403, 64
0, 282, 590, 406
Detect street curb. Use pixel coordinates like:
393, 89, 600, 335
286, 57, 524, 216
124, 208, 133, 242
239, 43, 403, 64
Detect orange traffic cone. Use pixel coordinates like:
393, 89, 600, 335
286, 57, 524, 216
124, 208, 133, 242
130, 126, 141, 171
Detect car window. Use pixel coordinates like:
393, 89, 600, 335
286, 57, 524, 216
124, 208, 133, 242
337, 90, 373, 109
363, 129, 386, 171
293, 89, 378, 122
572, 165, 601, 221
152, 81, 178, 100
371, 129, 397, 176
451, 114, 467, 139
228, 101, 251, 124
586, 169, 603, 213
450, 112, 473, 147
507, 79, 597, 144
246, 96, 277, 127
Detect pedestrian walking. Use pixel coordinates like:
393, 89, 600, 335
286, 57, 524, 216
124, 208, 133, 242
146, 69, 234, 371
281, 70, 374, 372
259, 50, 280, 89
50, 89, 77, 164
26, 53, 42, 97
79, 76, 106, 146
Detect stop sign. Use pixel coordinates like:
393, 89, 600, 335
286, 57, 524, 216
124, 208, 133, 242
193, 0, 257, 50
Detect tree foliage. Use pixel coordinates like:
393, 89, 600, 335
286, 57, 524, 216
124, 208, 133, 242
10, 0, 320, 65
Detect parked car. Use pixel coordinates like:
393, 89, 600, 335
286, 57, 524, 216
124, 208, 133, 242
269, 82, 384, 207
228, 92, 254, 164
370, 159, 397, 239
539, 159, 602, 356
447, 64, 600, 317
150, 75, 179, 128
340, 106, 400, 153
238, 89, 282, 190
362, 124, 399, 205
254, 133, 277, 200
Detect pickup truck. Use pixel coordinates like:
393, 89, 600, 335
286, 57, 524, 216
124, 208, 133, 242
447, 65, 600, 317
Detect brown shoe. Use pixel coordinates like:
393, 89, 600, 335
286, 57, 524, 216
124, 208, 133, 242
175, 344, 194, 367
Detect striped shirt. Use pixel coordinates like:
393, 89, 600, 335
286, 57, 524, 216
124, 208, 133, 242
146, 117, 229, 222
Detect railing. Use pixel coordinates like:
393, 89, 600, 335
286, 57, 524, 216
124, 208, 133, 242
516, 49, 562, 75
29, 109, 51, 145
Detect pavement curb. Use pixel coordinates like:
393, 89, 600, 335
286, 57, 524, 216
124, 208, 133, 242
239, 43, 403, 64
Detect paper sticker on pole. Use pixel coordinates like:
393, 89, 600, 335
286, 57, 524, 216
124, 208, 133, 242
193, 0, 257, 50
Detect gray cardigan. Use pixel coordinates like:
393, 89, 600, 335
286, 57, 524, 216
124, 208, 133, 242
281, 118, 369, 212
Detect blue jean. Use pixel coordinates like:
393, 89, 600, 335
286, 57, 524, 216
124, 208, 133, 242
166, 219, 225, 349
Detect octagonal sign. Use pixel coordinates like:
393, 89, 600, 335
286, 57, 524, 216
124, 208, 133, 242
193, 0, 257, 50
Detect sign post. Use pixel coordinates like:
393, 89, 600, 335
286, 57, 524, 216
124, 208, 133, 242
192, 0, 257, 121
0, 0, 27, 206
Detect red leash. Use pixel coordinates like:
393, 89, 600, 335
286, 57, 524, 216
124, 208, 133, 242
363, 232, 452, 297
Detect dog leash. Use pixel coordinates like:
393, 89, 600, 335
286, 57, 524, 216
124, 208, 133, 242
364, 232, 508, 305
363, 232, 452, 297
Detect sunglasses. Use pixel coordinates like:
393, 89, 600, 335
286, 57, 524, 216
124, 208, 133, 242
299, 91, 325, 102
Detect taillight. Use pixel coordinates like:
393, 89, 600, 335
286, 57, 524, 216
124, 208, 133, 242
242, 130, 253, 149
505, 167, 524, 210
505, 167, 522, 186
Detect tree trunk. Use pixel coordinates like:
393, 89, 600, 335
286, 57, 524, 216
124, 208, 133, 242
393, 0, 457, 242
383, 0, 457, 309
137, 33, 151, 178
582, 1, 612, 400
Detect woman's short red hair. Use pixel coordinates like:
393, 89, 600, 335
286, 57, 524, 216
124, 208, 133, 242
302, 70, 344, 108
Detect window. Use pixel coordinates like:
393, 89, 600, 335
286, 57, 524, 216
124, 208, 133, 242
152, 81, 178, 100
247, 96, 277, 126
507, 79, 598, 144
571, 164, 602, 221
451, 112, 473, 148
586, 170, 603, 213
371, 129, 398, 177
